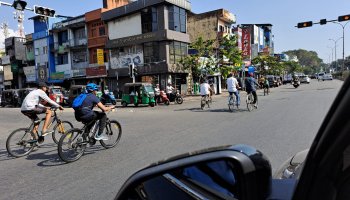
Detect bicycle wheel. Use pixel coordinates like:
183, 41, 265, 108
246, 95, 253, 112
228, 97, 234, 112
52, 121, 73, 144
58, 128, 87, 163
200, 98, 206, 110
100, 120, 122, 149
6, 128, 35, 158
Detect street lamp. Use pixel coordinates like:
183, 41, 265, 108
329, 37, 343, 71
327, 46, 334, 70
332, 21, 350, 71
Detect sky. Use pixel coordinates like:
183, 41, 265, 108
0, 0, 349, 63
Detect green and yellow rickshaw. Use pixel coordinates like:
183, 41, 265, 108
121, 83, 156, 107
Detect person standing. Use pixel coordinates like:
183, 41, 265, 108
154, 84, 161, 105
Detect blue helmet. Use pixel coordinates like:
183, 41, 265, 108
86, 83, 98, 92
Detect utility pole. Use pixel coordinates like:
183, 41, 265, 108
13, 10, 25, 37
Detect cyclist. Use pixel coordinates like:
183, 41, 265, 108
21, 82, 64, 143
263, 76, 270, 93
74, 83, 113, 141
200, 79, 213, 104
226, 73, 240, 107
245, 72, 259, 108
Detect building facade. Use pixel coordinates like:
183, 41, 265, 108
23, 34, 36, 86
102, 0, 191, 92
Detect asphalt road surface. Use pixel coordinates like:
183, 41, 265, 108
0, 79, 343, 200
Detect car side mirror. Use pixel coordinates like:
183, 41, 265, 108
115, 144, 272, 200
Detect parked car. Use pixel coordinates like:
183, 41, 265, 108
115, 76, 350, 200
17, 88, 35, 106
300, 75, 311, 84
322, 73, 333, 81
310, 74, 317, 79
317, 72, 325, 81
283, 74, 293, 84
0, 89, 19, 107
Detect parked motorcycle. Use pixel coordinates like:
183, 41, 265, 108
156, 90, 170, 105
168, 90, 183, 104
100, 91, 117, 105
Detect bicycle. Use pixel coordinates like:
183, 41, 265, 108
57, 108, 122, 163
228, 93, 238, 112
6, 107, 73, 158
200, 95, 210, 110
246, 92, 258, 112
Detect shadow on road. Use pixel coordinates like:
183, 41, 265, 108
0, 149, 15, 161
23, 142, 105, 167
174, 107, 251, 113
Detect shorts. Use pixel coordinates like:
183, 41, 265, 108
21, 106, 47, 121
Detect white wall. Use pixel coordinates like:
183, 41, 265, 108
108, 13, 142, 40
34, 38, 48, 65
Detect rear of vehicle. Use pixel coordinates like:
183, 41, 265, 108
300, 75, 310, 84
318, 72, 325, 81
49, 87, 64, 104
322, 73, 333, 81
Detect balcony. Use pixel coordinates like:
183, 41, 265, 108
68, 38, 87, 49
72, 61, 88, 69
53, 42, 70, 53
72, 68, 86, 77
88, 37, 107, 48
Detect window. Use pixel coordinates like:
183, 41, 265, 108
99, 27, 106, 36
57, 53, 69, 65
143, 42, 160, 63
43, 46, 48, 55
35, 48, 39, 56
58, 31, 68, 44
141, 7, 158, 33
168, 5, 186, 33
91, 28, 97, 38
219, 25, 224, 32
169, 41, 188, 64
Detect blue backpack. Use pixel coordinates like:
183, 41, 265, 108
72, 93, 88, 110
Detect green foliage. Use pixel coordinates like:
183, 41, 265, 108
218, 35, 242, 78
252, 55, 284, 75
283, 49, 323, 73
282, 61, 303, 74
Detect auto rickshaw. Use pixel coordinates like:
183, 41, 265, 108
48, 86, 64, 105
121, 83, 155, 107
68, 85, 86, 106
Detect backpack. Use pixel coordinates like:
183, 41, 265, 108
72, 93, 88, 110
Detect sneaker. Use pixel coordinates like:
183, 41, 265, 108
94, 134, 109, 141
41, 130, 53, 137
38, 136, 45, 144
27, 139, 38, 144
254, 104, 258, 109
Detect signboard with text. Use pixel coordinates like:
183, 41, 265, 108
86, 66, 107, 77
242, 27, 251, 59
97, 49, 104, 66
23, 66, 36, 82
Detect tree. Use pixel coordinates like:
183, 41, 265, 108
218, 35, 242, 78
283, 49, 323, 73
282, 61, 303, 74
181, 37, 215, 81
251, 55, 283, 75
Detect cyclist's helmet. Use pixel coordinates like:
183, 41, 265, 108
86, 83, 99, 92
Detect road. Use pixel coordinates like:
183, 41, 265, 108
0, 79, 343, 200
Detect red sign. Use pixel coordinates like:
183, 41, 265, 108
242, 27, 251, 59
86, 66, 107, 77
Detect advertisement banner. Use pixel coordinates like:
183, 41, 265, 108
38, 65, 47, 82
86, 66, 107, 77
1, 55, 10, 65
11, 63, 18, 73
4, 65, 13, 80
242, 28, 251, 59
110, 51, 144, 69
253, 25, 259, 44
23, 66, 36, 82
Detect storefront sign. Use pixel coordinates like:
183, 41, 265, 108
50, 72, 65, 80
86, 66, 107, 77
242, 28, 251, 59
97, 49, 104, 65
23, 66, 36, 82
38, 65, 47, 82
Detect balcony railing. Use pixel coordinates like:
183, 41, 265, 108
72, 61, 88, 69
88, 37, 107, 47
72, 68, 86, 77
69, 38, 87, 48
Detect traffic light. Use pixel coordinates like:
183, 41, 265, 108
34, 5, 56, 17
320, 19, 327, 25
297, 21, 313, 28
12, 0, 27, 11
128, 63, 134, 78
338, 14, 350, 22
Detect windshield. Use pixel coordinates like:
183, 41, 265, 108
144, 85, 154, 93
51, 89, 62, 94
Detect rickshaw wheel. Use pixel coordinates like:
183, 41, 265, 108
150, 102, 155, 107
121, 101, 127, 107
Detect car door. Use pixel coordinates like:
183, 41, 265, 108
292, 77, 350, 200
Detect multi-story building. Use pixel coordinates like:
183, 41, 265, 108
187, 9, 236, 48
187, 9, 236, 93
51, 15, 88, 87
23, 34, 36, 86
4, 36, 26, 88
102, 0, 191, 92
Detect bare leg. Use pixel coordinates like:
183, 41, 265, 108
42, 109, 52, 133
32, 124, 39, 139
